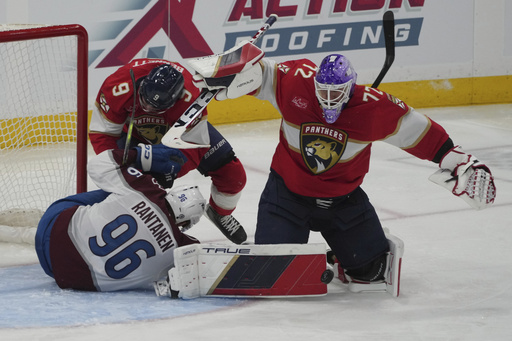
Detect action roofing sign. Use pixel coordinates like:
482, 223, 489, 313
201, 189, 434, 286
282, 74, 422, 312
91, 0, 425, 68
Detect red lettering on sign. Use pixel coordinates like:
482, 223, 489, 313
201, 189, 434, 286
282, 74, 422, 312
228, 0, 264, 21
389, 0, 425, 8
230, 0, 423, 19
267, 0, 298, 17
97, 0, 213, 68
351, 0, 386, 11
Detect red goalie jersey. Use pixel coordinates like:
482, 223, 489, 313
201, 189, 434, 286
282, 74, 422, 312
254, 58, 450, 198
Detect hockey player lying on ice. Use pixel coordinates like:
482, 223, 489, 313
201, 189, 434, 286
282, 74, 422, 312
35, 145, 206, 291
189, 41, 497, 297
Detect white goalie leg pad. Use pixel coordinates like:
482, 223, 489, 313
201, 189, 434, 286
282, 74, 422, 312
160, 243, 330, 299
154, 244, 201, 299
347, 231, 404, 297
169, 244, 201, 299
384, 232, 404, 297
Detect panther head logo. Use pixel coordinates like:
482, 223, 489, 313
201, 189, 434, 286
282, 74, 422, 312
133, 116, 168, 144
300, 123, 347, 174
305, 139, 340, 173
137, 126, 165, 144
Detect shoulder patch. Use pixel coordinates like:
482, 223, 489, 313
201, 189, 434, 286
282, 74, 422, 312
386, 93, 406, 110
277, 63, 290, 74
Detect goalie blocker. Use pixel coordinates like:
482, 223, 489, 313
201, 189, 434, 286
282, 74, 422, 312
154, 243, 333, 299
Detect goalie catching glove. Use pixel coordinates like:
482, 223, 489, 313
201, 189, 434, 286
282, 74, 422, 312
188, 40, 264, 100
429, 145, 496, 210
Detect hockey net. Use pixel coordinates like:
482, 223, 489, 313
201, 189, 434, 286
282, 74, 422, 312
0, 24, 88, 240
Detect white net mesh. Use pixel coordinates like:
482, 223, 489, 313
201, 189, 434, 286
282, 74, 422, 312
0, 24, 80, 228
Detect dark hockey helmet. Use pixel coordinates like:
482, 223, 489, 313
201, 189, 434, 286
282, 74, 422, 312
314, 54, 357, 124
139, 64, 184, 114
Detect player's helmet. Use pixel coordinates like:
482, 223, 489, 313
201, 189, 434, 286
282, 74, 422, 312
166, 185, 206, 232
139, 64, 184, 114
314, 54, 357, 124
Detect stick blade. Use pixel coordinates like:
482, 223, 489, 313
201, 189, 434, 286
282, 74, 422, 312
382, 10, 395, 61
371, 10, 396, 88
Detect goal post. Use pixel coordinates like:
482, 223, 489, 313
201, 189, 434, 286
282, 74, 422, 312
0, 24, 88, 232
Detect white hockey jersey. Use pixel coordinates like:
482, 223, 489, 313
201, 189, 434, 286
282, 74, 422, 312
48, 149, 198, 291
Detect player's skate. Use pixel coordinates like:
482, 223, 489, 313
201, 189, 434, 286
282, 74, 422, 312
205, 204, 247, 244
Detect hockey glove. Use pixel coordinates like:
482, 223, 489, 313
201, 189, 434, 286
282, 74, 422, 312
188, 40, 264, 100
134, 144, 187, 177
429, 145, 496, 210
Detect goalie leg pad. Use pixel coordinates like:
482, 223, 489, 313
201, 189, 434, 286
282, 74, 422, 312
160, 243, 330, 299
384, 232, 404, 297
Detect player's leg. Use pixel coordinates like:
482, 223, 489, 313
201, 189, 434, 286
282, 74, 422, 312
199, 122, 247, 244
320, 187, 403, 296
255, 170, 311, 244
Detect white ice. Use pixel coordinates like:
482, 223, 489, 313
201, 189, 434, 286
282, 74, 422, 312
1, 104, 511, 341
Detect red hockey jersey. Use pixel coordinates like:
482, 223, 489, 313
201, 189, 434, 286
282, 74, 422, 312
89, 58, 207, 175
255, 58, 449, 198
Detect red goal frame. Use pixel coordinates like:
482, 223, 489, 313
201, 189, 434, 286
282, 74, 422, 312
0, 24, 88, 193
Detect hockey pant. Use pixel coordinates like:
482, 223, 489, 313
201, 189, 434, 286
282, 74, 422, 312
255, 170, 390, 271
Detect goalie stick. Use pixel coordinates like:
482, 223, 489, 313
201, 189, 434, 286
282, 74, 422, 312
161, 14, 278, 149
372, 10, 395, 88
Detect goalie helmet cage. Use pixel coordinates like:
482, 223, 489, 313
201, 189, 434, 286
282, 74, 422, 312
0, 24, 88, 228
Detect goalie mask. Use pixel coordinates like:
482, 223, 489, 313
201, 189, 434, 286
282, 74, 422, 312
166, 185, 206, 232
139, 64, 184, 114
314, 54, 357, 124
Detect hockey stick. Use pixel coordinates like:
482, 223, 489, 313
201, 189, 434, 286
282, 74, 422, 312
161, 14, 278, 149
372, 10, 395, 88
122, 68, 137, 165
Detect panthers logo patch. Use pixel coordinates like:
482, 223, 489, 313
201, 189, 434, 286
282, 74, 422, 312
134, 115, 169, 144
300, 123, 347, 174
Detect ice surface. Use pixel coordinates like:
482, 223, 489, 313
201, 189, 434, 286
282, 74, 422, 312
1, 104, 511, 340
